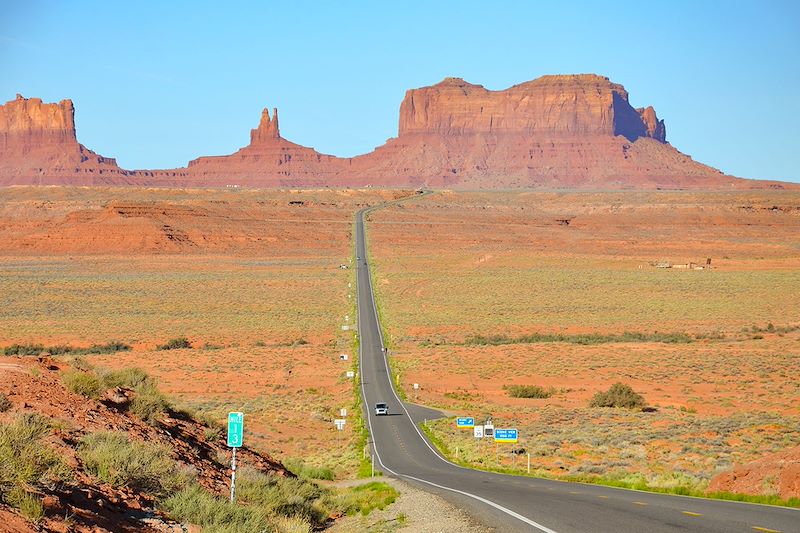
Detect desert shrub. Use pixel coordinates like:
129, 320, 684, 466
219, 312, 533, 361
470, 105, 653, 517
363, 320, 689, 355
237, 468, 328, 525
130, 382, 171, 425
162, 484, 272, 533
84, 341, 132, 354
164, 472, 397, 531
157, 337, 192, 350
503, 384, 554, 399
464, 331, 692, 346
45, 345, 74, 355
0, 394, 11, 413
0, 414, 71, 522
69, 356, 94, 372
203, 426, 223, 442
62, 370, 103, 399
589, 382, 645, 409
101, 367, 152, 389
284, 459, 335, 481
2, 344, 44, 356
78, 432, 191, 498
326, 481, 398, 517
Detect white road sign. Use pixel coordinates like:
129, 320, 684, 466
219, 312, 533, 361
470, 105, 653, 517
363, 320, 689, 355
334, 419, 346, 430
474, 425, 484, 438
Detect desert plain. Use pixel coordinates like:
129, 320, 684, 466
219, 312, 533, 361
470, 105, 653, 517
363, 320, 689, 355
366, 190, 800, 498
1, 186, 798, 499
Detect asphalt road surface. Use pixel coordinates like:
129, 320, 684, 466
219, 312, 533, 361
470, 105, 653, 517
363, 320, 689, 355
354, 199, 799, 533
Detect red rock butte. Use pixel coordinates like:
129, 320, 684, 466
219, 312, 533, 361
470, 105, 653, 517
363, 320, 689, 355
0, 75, 794, 189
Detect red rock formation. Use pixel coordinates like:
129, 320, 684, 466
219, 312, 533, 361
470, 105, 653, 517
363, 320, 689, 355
0, 94, 130, 186
397, 75, 663, 141
185, 105, 343, 187
250, 107, 280, 143
1, 77, 795, 189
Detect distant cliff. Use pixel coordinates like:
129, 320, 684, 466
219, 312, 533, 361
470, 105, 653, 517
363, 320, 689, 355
0, 77, 793, 189
398, 75, 666, 142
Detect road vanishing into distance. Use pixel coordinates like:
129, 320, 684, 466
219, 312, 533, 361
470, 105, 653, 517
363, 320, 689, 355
354, 197, 799, 533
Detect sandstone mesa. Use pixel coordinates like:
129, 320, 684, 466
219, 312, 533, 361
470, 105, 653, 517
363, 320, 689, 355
0, 75, 792, 189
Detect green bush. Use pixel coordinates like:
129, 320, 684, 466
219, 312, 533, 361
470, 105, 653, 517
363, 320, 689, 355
157, 337, 192, 350
162, 484, 272, 533
465, 331, 693, 346
589, 382, 646, 409
0, 394, 11, 413
2, 344, 44, 356
503, 384, 554, 399
2, 342, 131, 357
327, 481, 398, 517
0, 414, 71, 522
163, 471, 398, 532
101, 367, 152, 389
283, 459, 335, 481
237, 468, 328, 525
62, 370, 103, 399
83, 341, 131, 354
130, 383, 171, 425
78, 432, 191, 498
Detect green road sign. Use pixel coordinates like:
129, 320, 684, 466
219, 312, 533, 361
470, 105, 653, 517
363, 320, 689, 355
227, 412, 244, 448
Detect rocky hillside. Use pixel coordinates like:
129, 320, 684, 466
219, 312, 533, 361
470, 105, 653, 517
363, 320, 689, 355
0, 76, 795, 189
0, 354, 394, 532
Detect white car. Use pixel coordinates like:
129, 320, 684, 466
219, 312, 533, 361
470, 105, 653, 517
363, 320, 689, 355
374, 402, 389, 416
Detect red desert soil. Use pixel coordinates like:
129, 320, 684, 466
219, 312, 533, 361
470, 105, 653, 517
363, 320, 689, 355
3, 76, 796, 189
0, 355, 290, 532
708, 445, 800, 500
0, 187, 404, 468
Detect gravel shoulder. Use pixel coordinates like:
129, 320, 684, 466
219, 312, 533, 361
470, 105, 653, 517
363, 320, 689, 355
329, 477, 494, 533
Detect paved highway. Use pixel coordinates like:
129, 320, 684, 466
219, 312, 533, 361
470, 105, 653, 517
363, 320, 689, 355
354, 199, 799, 533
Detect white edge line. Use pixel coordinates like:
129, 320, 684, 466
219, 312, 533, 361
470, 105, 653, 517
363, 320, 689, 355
356, 206, 557, 533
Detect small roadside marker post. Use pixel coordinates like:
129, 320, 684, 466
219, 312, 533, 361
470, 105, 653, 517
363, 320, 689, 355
371, 454, 375, 478
334, 419, 346, 444
227, 412, 244, 502
527, 452, 531, 474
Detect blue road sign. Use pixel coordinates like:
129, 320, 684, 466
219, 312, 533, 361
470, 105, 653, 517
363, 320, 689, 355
227, 412, 244, 448
494, 428, 518, 443
456, 417, 475, 429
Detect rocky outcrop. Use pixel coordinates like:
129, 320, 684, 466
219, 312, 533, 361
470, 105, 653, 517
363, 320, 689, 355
0, 94, 128, 185
0, 77, 794, 189
0, 94, 77, 149
637, 106, 666, 142
250, 107, 280, 143
397, 75, 666, 142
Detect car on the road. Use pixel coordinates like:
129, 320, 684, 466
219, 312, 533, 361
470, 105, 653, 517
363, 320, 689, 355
374, 402, 389, 415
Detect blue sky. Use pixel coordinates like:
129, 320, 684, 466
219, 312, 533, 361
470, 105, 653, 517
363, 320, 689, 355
2, 1, 798, 182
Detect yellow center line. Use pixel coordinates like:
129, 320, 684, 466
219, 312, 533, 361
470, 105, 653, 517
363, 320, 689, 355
682, 511, 702, 517
752, 527, 781, 533
569, 491, 581, 495
597, 495, 609, 499
632, 501, 648, 506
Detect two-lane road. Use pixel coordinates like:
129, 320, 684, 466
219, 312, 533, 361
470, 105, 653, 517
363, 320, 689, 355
354, 201, 798, 533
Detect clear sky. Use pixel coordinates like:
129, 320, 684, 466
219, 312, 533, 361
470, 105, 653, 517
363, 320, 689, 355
2, 1, 798, 182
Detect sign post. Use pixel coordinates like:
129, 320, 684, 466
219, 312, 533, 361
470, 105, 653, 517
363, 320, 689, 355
494, 428, 518, 443
227, 412, 244, 502
456, 417, 475, 429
